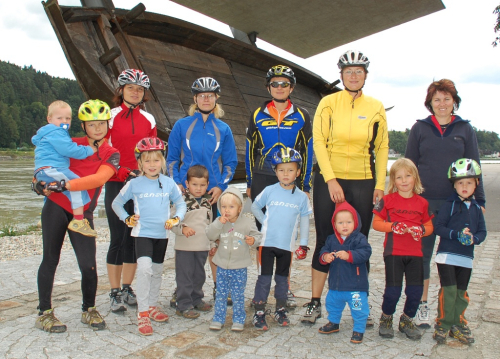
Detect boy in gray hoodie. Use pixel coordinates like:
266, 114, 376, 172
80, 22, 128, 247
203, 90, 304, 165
206, 186, 261, 331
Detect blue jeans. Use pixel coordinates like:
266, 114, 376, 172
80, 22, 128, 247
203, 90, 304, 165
213, 267, 247, 324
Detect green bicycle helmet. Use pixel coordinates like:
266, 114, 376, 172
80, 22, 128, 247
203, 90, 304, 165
447, 158, 481, 182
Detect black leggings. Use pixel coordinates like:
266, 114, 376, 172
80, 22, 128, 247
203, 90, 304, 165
37, 199, 97, 312
312, 171, 375, 273
105, 181, 136, 265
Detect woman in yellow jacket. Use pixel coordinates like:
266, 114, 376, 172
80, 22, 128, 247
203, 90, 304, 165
301, 50, 389, 326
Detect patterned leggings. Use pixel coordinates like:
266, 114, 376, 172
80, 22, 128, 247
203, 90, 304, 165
213, 267, 247, 324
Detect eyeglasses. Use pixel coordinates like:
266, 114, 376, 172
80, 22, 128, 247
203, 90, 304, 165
342, 69, 365, 76
269, 81, 291, 88
197, 94, 216, 99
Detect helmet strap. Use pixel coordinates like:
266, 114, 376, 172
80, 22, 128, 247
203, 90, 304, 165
272, 97, 288, 103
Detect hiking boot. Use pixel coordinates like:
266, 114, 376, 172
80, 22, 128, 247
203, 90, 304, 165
209, 321, 223, 330
414, 302, 431, 329
318, 321, 340, 334
433, 326, 447, 344
286, 290, 297, 308
149, 306, 169, 322
109, 289, 127, 313
194, 300, 212, 312
379, 314, 394, 338
449, 325, 474, 344
274, 307, 290, 326
170, 288, 177, 308
231, 322, 244, 332
176, 308, 200, 319
398, 314, 422, 340
350, 331, 364, 344
138, 314, 153, 336
68, 219, 97, 237
122, 286, 137, 306
253, 310, 269, 331
301, 301, 322, 324
81, 307, 106, 330
454, 323, 474, 343
35, 309, 67, 333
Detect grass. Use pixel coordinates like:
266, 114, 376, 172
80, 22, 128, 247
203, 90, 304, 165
0, 224, 40, 237
0, 149, 35, 158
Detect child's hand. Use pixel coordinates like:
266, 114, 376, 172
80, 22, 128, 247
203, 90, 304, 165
458, 228, 473, 246
219, 216, 228, 224
323, 252, 335, 263
182, 226, 196, 237
165, 216, 180, 230
335, 250, 349, 261
245, 236, 255, 246
125, 214, 139, 227
391, 222, 408, 235
408, 226, 423, 241
209, 247, 217, 256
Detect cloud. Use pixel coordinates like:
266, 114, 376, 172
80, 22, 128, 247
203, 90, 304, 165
2, 1, 56, 41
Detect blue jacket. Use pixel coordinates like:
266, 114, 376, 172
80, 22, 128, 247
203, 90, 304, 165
320, 202, 371, 292
32, 124, 94, 170
405, 115, 485, 207
167, 112, 237, 191
434, 192, 487, 260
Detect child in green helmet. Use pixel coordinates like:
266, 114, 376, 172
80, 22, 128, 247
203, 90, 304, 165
432, 158, 487, 345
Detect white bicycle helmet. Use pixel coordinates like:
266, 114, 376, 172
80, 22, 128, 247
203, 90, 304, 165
117, 69, 150, 89
191, 77, 221, 95
337, 50, 370, 70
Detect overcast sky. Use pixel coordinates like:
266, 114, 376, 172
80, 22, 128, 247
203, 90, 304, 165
1, 0, 499, 133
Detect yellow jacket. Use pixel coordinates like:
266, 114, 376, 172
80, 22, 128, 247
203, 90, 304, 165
313, 90, 389, 190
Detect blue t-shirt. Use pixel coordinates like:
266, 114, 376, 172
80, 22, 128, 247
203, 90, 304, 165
252, 183, 312, 251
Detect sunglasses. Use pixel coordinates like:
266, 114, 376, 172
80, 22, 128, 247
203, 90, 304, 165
269, 81, 291, 88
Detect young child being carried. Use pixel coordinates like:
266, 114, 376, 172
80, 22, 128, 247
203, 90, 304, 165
32, 100, 97, 236
318, 202, 372, 344
372, 158, 434, 340
432, 158, 486, 345
169, 165, 214, 319
251, 147, 312, 330
112, 137, 187, 336
206, 186, 261, 331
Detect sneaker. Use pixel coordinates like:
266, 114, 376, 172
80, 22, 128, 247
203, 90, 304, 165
149, 306, 169, 322
414, 302, 431, 329
109, 289, 127, 313
231, 322, 244, 332
286, 290, 297, 308
433, 326, 447, 344
122, 286, 137, 306
318, 321, 340, 334
379, 314, 394, 338
274, 307, 289, 326
194, 300, 212, 312
398, 314, 422, 340
301, 301, 322, 324
350, 331, 364, 344
68, 218, 97, 237
253, 310, 268, 331
35, 309, 67, 333
454, 323, 475, 343
81, 307, 106, 330
449, 325, 474, 344
138, 315, 153, 336
176, 308, 200, 319
209, 321, 223, 330
170, 288, 177, 308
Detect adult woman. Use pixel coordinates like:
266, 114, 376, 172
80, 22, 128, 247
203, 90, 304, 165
35, 100, 119, 332
302, 50, 389, 325
105, 69, 157, 313
405, 79, 485, 328
167, 77, 237, 303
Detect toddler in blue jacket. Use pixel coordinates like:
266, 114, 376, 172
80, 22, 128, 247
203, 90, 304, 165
318, 201, 372, 344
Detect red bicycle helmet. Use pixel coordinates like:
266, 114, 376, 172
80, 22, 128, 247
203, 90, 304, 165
118, 69, 150, 89
134, 137, 166, 159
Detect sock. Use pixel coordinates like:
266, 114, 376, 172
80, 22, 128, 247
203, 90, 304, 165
312, 297, 321, 305
122, 284, 130, 291
74, 214, 84, 220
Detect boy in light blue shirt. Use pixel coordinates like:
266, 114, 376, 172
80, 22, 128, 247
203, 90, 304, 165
251, 147, 312, 330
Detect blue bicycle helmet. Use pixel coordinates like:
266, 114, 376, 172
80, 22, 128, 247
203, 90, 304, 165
272, 147, 302, 170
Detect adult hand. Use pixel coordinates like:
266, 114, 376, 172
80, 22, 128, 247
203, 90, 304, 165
373, 189, 384, 205
208, 186, 223, 205
246, 188, 251, 198
32, 179, 47, 196
481, 206, 486, 214
327, 179, 344, 203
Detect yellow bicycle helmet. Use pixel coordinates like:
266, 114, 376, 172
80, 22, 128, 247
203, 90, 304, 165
78, 99, 111, 122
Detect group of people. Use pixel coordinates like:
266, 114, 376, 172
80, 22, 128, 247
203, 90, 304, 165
31, 49, 486, 346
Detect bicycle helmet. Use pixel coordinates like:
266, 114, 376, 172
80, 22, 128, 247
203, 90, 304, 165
191, 77, 221, 95
337, 50, 370, 70
272, 147, 302, 170
266, 65, 296, 85
117, 69, 150, 89
447, 158, 482, 182
78, 99, 111, 122
134, 137, 166, 159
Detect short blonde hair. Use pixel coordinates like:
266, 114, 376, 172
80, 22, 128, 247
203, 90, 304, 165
48, 100, 71, 117
137, 150, 166, 174
388, 158, 424, 194
188, 95, 225, 118
219, 192, 242, 207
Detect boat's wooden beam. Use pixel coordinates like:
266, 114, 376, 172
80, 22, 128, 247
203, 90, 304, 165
99, 46, 121, 66
61, 8, 101, 23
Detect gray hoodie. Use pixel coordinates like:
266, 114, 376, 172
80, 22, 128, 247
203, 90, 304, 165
206, 186, 262, 269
